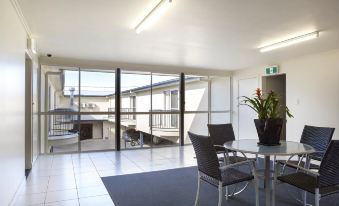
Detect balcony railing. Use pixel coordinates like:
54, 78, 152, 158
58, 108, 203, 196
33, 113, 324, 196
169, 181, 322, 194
151, 110, 179, 129
108, 108, 136, 120
108, 108, 179, 129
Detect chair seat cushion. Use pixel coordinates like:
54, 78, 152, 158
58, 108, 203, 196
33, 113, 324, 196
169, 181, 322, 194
201, 168, 253, 187
277, 160, 320, 170
278, 172, 339, 196
218, 156, 248, 164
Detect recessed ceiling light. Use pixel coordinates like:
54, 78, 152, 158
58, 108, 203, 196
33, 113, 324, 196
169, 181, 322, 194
259, 31, 319, 53
135, 0, 172, 34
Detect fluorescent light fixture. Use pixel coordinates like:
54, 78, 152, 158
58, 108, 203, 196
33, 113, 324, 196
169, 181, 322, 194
135, 0, 172, 34
259, 31, 319, 53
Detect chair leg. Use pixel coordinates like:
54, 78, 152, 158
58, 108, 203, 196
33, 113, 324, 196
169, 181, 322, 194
302, 191, 307, 206
272, 157, 279, 206
251, 161, 259, 206
194, 173, 201, 206
223, 153, 227, 165
218, 182, 223, 206
315, 188, 320, 206
250, 180, 259, 206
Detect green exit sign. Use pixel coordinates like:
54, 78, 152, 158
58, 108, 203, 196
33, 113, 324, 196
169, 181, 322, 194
265, 66, 279, 75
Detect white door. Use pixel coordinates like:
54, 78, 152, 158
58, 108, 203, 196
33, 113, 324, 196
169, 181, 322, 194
238, 77, 258, 140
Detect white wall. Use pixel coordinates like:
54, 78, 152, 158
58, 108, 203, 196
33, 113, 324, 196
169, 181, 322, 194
232, 49, 339, 141
31, 54, 39, 164
0, 0, 27, 204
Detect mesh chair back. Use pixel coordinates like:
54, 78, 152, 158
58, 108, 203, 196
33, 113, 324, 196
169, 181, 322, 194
300, 125, 335, 159
318, 140, 339, 187
207, 124, 235, 146
188, 132, 221, 181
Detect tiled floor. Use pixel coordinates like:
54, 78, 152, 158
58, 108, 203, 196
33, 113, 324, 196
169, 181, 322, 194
12, 146, 197, 206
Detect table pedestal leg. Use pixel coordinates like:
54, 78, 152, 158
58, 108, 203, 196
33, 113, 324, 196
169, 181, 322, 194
302, 155, 311, 206
264, 155, 271, 206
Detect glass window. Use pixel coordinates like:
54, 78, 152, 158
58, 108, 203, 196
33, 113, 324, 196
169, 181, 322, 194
184, 113, 209, 144
79, 114, 115, 151
151, 74, 180, 147
40, 66, 232, 152
210, 113, 231, 124
211, 77, 230, 111
130, 96, 136, 120
80, 70, 115, 112
209, 76, 231, 137
121, 114, 152, 149
41, 66, 80, 154
185, 75, 209, 111
46, 114, 79, 153
41, 67, 79, 112
121, 72, 151, 112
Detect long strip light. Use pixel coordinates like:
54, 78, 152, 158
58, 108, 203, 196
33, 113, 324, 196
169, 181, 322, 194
135, 0, 172, 34
259, 31, 319, 53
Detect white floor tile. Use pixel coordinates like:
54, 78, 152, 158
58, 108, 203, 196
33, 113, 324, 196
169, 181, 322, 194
97, 170, 123, 177
19, 183, 48, 195
73, 167, 97, 174
79, 195, 114, 206
76, 178, 104, 188
47, 182, 77, 192
14, 193, 46, 206
77, 185, 108, 198
45, 189, 78, 203
44, 199, 79, 206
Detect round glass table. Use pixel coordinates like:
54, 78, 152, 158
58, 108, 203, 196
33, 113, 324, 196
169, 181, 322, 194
224, 139, 315, 206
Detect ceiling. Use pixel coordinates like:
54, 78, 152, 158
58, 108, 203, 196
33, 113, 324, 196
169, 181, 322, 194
19, 0, 339, 70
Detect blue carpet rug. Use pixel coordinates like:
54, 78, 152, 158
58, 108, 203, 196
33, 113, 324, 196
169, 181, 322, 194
102, 165, 339, 206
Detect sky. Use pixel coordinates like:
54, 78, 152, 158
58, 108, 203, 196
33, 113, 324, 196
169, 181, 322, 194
63, 70, 179, 96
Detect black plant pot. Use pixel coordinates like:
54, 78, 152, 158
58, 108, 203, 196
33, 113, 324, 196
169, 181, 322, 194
254, 118, 283, 146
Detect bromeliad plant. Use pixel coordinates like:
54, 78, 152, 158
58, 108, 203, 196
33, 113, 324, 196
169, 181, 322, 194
242, 88, 293, 120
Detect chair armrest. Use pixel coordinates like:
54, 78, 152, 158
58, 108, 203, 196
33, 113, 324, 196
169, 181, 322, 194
214, 145, 228, 155
219, 160, 255, 171
284, 162, 320, 177
214, 145, 225, 149
309, 151, 325, 161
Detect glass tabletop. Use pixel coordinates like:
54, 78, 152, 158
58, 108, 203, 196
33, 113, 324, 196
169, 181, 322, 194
224, 139, 315, 156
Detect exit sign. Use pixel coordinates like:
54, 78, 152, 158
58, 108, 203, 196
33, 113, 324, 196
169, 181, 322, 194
265, 66, 279, 75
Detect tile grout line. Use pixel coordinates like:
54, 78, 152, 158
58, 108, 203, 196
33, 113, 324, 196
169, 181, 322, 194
71, 154, 81, 206
86, 153, 117, 205
120, 152, 146, 172
88, 153, 105, 177
43, 155, 53, 205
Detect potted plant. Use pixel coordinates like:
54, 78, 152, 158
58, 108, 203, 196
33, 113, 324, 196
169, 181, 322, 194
242, 88, 293, 146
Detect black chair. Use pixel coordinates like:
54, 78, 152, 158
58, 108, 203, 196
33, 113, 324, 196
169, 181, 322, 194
278, 140, 339, 206
278, 125, 335, 171
188, 132, 259, 206
207, 124, 248, 164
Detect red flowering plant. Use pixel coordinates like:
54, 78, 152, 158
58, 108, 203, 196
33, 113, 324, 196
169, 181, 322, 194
242, 88, 293, 120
